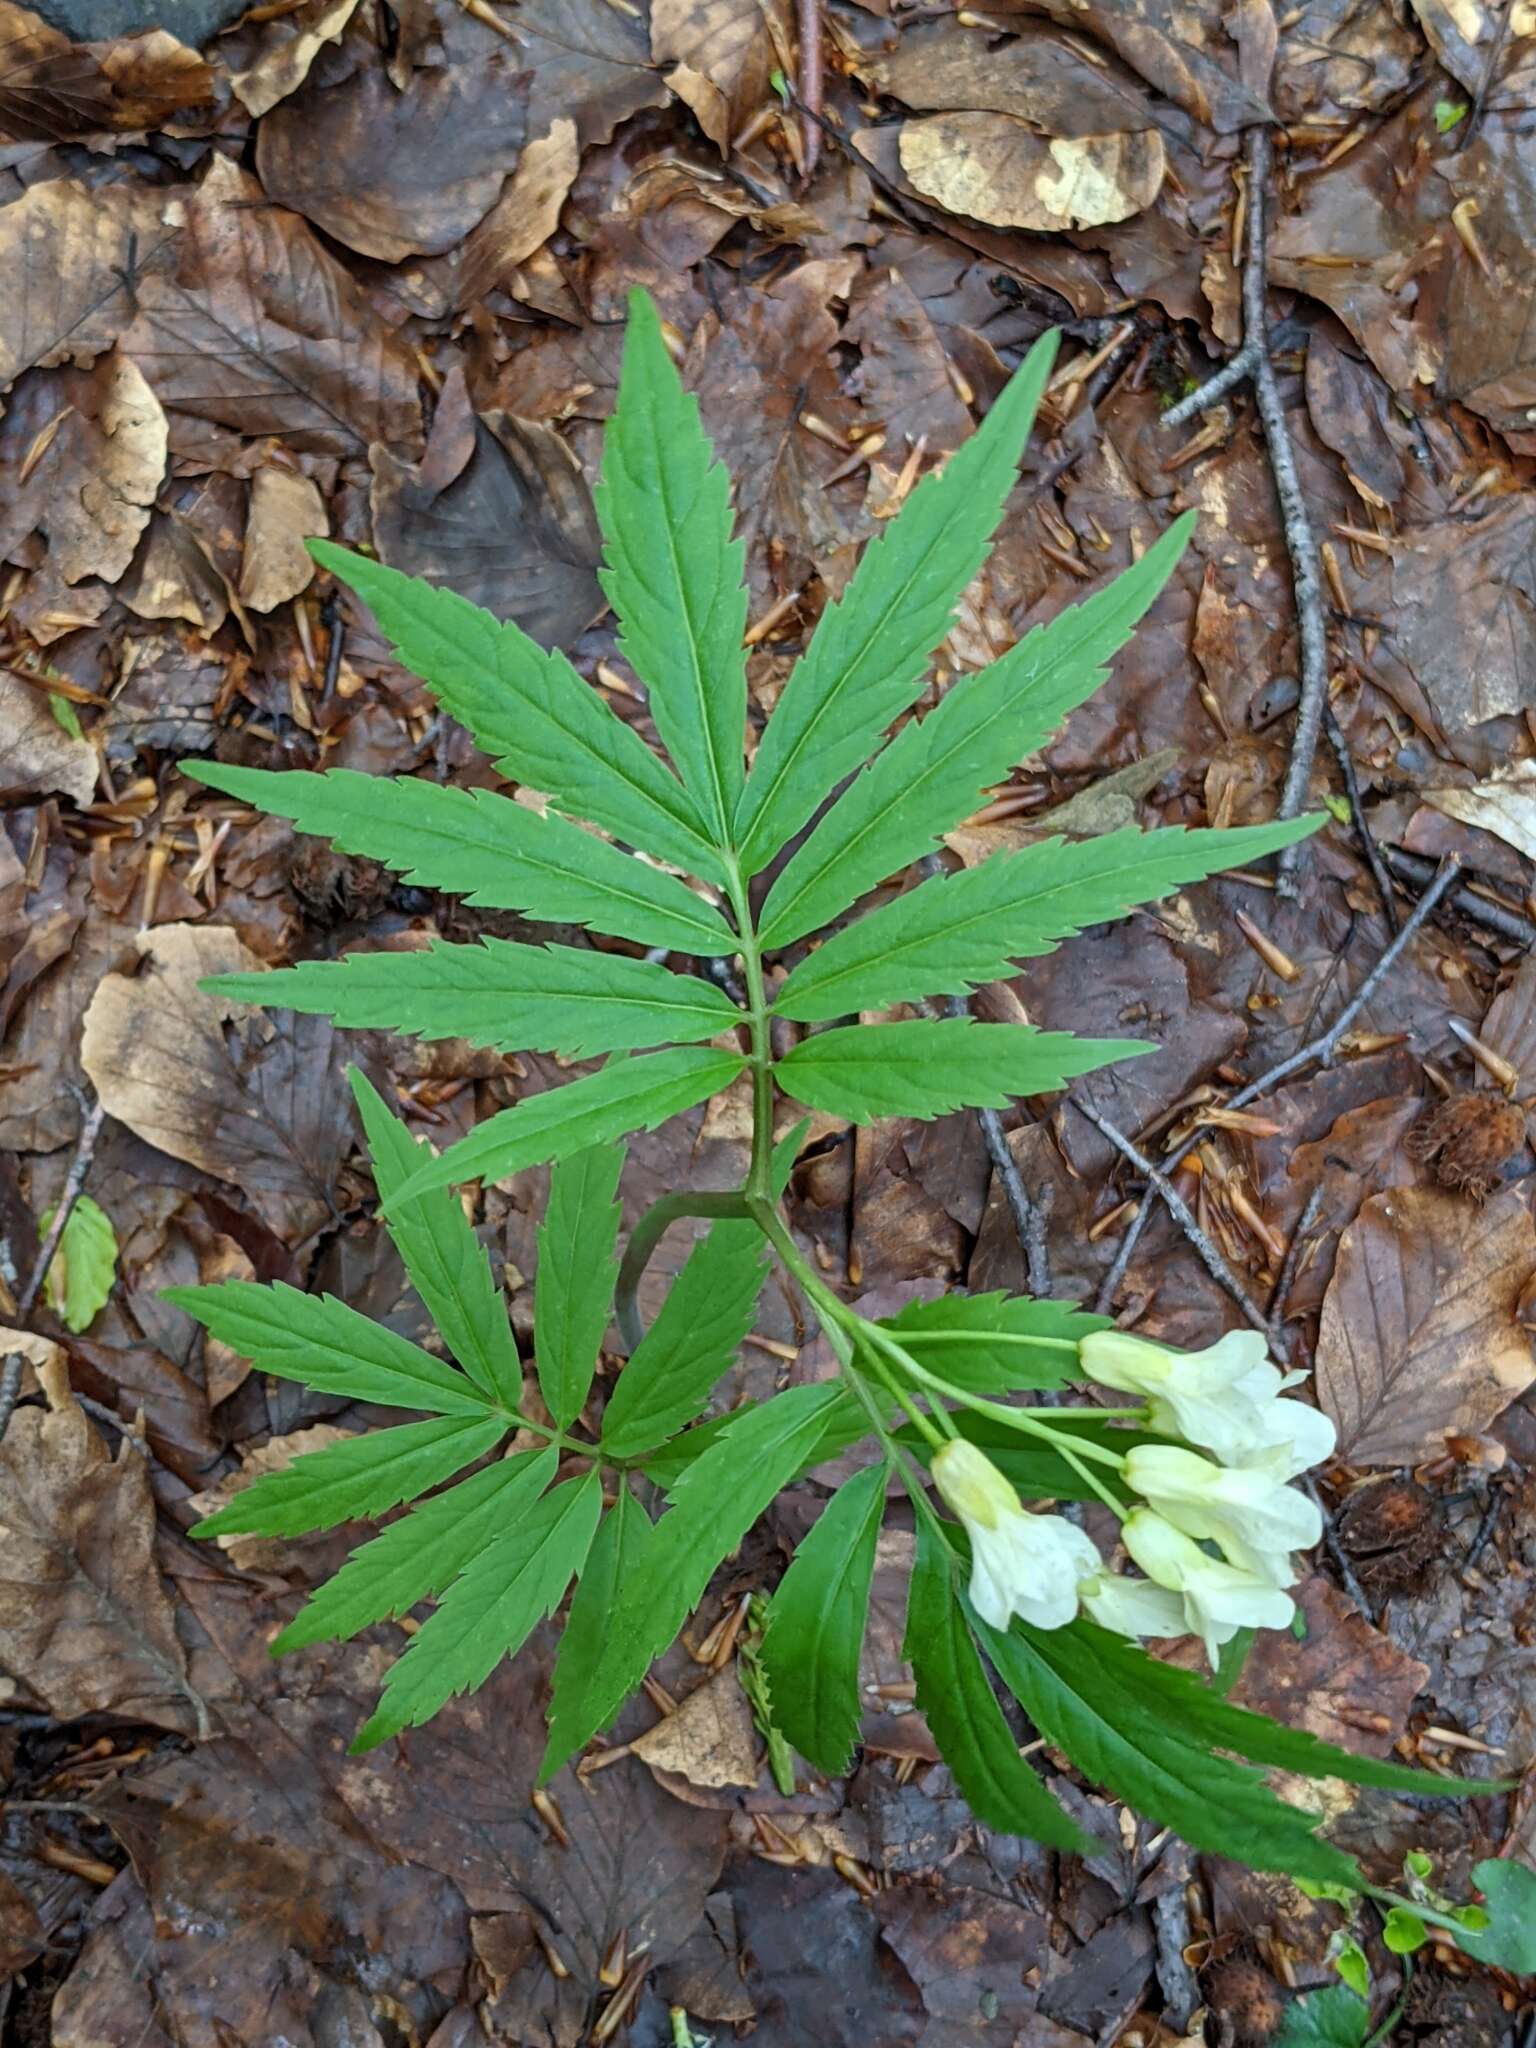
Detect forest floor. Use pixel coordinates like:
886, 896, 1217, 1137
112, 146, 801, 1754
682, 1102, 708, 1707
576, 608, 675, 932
1, 0, 1534, 2043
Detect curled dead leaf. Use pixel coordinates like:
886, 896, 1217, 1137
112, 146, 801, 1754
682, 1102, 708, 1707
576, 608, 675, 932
650, 0, 792, 153
899, 113, 1164, 230
1315, 1185, 1536, 1466
237, 466, 328, 613
1425, 761, 1536, 863
455, 118, 581, 312
228, 0, 362, 118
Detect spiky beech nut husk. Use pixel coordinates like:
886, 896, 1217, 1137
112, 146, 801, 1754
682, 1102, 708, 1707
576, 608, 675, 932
1409, 1090, 1527, 1201
1338, 1478, 1438, 1593
1207, 1957, 1286, 2047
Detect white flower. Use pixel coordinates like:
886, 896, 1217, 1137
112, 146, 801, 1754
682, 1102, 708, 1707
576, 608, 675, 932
1122, 1508, 1296, 1665
931, 1439, 1102, 1631
1123, 1442, 1322, 1584
1080, 1328, 1336, 1478
1079, 1570, 1190, 1642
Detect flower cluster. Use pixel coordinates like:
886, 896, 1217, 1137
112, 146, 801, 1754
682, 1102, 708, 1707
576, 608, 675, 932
928, 1329, 1336, 1666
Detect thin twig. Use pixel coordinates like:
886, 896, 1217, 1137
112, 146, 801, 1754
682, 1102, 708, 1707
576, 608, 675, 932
1160, 127, 1331, 899
0, 1095, 108, 1443
1269, 1183, 1325, 1324
319, 592, 346, 706
1324, 705, 1399, 934
1090, 859, 1459, 1312
1464, 1477, 1508, 1570
1072, 1100, 1279, 1343
1382, 844, 1536, 949
795, 0, 823, 178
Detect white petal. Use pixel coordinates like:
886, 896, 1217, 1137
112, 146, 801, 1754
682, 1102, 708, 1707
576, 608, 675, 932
1083, 1575, 1189, 1640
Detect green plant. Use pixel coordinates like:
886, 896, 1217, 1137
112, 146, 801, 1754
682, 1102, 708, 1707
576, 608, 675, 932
171, 291, 1478, 1885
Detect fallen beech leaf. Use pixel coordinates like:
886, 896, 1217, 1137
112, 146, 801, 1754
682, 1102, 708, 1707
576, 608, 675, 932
0, 670, 97, 806
0, 1351, 201, 1733
80, 922, 360, 1243
1228, 1575, 1429, 1758
454, 118, 580, 310
1386, 499, 1536, 735
1425, 761, 1536, 863
650, 0, 791, 153
1481, 954, 1536, 1093
1001, 0, 1271, 131
120, 154, 421, 456
631, 1664, 762, 1788
92, 28, 213, 129
0, 0, 114, 139
237, 466, 328, 613
0, 176, 180, 388
1315, 1186, 1536, 1466
45, 351, 167, 585
858, 16, 1159, 135
228, 0, 362, 117
899, 114, 1164, 231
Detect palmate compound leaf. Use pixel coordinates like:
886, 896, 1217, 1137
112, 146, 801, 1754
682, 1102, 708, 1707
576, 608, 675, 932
164, 1279, 498, 1416
878, 1291, 1111, 1393
774, 817, 1323, 1022
535, 1144, 624, 1430
183, 763, 735, 957
540, 1380, 848, 1782
773, 1017, 1148, 1123
193, 1412, 510, 1541
350, 1069, 523, 1407
203, 939, 739, 1060
907, 1515, 1090, 1851
307, 539, 721, 879
386, 1046, 747, 1206
756, 511, 1197, 951
599, 1215, 770, 1458
759, 1459, 887, 1777
272, 1447, 556, 1652
733, 329, 1060, 879
354, 1466, 604, 1750
598, 288, 746, 845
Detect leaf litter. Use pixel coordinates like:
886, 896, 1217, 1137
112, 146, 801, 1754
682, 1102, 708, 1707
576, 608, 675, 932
0, 0, 1535, 2042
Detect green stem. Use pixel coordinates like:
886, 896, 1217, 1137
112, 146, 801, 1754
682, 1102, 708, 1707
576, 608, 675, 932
859, 1343, 949, 1451
866, 1329, 1129, 1472
615, 1189, 754, 1351
897, 1330, 1080, 1353
1363, 1954, 1411, 2048
503, 1410, 592, 1457
720, 852, 775, 1200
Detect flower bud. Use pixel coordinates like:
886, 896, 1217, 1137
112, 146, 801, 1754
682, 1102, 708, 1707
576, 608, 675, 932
1122, 1507, 1295, 1665
931, 1440, 1102, 1633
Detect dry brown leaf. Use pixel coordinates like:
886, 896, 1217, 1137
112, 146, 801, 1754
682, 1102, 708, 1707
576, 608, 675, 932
49, 351, 167, 584
0, 176, 181, 389
630, 1665, 761, 1788
119, 511, 230, 635
228, 0, 362, 117
1482, 955, 1536, 1097
0, 669, 97, 806
899, 115, 1164, 231
651, 0, 791, 153
237, 466, 327, 613
857, 16, 1159, 136
1425, 762, 1536, 863
454, 118, 580, 311
1386, 500, 1536, 735
1004, 0, 1272, 131
0, 1350, 201, 1733
120, 154, 422, 457
0, 0, 114, 138
1315, 1185, 1536, 1466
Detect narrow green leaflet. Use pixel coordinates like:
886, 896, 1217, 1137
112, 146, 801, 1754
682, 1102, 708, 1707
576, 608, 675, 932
535, 1144, 624, 1429
597, 289, 746, 842
775, 818, 1321, 1021
165, 1280, 495, 1416
183, 763, 734, 956
774, 1019, 1147, 1122
388, 1047, 747, 1204
760, 1460, 886, 1776
355, 1468, 603, 1749
600, 1217, 770, 1458
351, 1070, 523, 1406
981, 1616, 1362, 1888
208, 940, 738, 1059
274, 1449, 555, 1651
638, 1382, 869, 1492
193, 1412, 508, 1541
906, 1518, 1089, 1849
309, 541, 719, 877
542, 1483, 655, 1780
879, 1292, 1110, 1393
734, 330, 1059, 876
757, 513, 1195, 949
540, 1381, 847, 1780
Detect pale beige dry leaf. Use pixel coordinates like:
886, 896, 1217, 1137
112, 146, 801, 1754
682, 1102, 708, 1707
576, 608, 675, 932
119, 511, 230, 635
630, 1664, 761, 1788
1315, 1185, 1536, 1466
651, 0, 791, 152
0, 1325, 63, 1408
898, 114, 1165, 231
237, 466, 327, 612
1482, 954, 1536, 1098
0, 669, 97, 806
228, 0, 363, 117
187, 1421, 352, 1571
454, 119, 581, 312
0, 1351, 202, 1733
50, 352, 167, 585
0, 177, 181, 389
1425, 761, 1536, 863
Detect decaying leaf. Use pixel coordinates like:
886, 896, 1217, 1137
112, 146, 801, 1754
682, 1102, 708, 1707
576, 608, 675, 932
1315, 1185, 1536, 1465
43, 351, 167, 585
0, 669, 97, 806
631, 1664, 762, 1788
0, 176, 181, 389
1481, 954, 1536, 1095
857, 16, 1159, 136
228, 0, 362, 117
1425, 761, 1536, 862
899, 115, 1165, 231
0, 1351, 200, 1733
650, 0, 791, 153
454, 118, 580, 311
237, 466, 328, 613
1387, 500, 1536, 735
